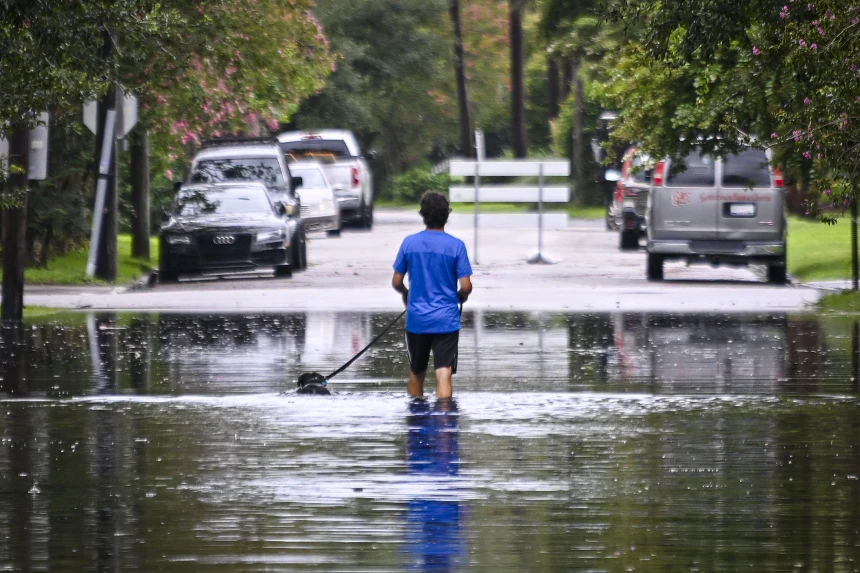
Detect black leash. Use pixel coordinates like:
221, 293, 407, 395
324, 309, 406, 381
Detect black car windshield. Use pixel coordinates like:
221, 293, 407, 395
189, 158, 286, 189
290, 168, 327, 188
175, 187, 272, 217
281, 140, 353, 161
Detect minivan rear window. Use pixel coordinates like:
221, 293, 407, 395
722, 150, 771, 188
666, 152, 715, 187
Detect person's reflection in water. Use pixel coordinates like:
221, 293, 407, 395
404, 398, 466, 572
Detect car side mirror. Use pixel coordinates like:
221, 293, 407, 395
275, 202, 287, 216
291, 176, 303, 190
604, 168, 622, 182
173, 181, 182, 193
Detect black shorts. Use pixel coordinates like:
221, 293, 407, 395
406, 330, 460, 375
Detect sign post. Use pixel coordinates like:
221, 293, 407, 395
473, 129, 484, 264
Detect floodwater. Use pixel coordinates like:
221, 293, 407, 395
1, 311, 859, 572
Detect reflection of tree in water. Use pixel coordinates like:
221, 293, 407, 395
190, 158, 285, 189
404, 399, 465, 572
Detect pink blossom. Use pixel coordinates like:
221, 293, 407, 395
804, 97, 810, 105
799, 39, 806, 46
803, 151, 811, 159
165, 169, 174, 181
824, 188, 831, 196
752, 47, 761, 55
810, 43, 818, 50
266, 117, 280, 131
771, 132, 778, 138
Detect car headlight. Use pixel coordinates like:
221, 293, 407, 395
256, 229, 285, 243
166, 234, 191, 245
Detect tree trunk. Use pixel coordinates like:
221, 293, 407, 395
852, 192, 858, 291
572, 58, 585, 205
509, 0, 527, 158
130, 128, 151, 260
561, 58, 574, 101
548, 58, 560, 120
40, 222, 53, 267
1, 123, 30, 322
448, 0, 473, 158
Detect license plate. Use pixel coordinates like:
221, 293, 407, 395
729, 203, 755, 217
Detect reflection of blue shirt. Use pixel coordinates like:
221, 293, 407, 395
393, 231, 472, 334
405, 401, 465, 572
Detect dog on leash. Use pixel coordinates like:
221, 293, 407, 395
297, 372, 331, 395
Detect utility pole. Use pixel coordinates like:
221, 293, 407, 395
1, 124, 30, 321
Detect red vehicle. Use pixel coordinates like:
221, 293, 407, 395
615, 147, 653, 250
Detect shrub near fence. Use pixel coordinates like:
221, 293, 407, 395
389, 164, 451, 203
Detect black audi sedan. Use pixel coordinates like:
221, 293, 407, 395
159, 182, 294, 282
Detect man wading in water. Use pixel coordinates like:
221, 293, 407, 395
392, 192, 473, 399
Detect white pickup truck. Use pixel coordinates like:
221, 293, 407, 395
277, 130, 375, 228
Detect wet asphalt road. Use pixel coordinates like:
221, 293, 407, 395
23, 209, 821, 313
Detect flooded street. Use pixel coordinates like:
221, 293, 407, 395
1, 311, 859, 571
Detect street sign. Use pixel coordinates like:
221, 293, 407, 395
0, 112, 50, 181
83, 91, 138, 138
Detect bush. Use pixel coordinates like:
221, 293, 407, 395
389, 164, 451, 204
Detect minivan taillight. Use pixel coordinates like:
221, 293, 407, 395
351, 166, 360, 188
772, 167, 784, 188
653, 161, 665, 186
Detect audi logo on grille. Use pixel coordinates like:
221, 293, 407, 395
212, 235, 235, 245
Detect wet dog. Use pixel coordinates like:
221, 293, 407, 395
297, 372, 331, 395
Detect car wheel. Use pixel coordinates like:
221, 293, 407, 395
300, 234, 308, 269
767, 261, 787, 284
646, 253, 664, 281
275, 264, 292, 278
620, 229, 639, 250
291, 226, 306, 271
159, 270, 178, 283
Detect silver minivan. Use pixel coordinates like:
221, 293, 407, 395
646, 148, 786, 283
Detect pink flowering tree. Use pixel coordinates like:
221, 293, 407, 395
130, 0, 334, 181
766, 1, 860, 221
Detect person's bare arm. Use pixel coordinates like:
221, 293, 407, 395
458, 275, 472, 304
392, 272, 408, 307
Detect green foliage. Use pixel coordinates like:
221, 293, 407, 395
388, 165, 451, 204
291, 0, 455, 184
0, 1, 185, 134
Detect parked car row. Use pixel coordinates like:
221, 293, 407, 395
606, 145, 787, 284
159, 131, 374, 282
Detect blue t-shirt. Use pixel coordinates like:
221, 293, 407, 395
393, 230, 472, 334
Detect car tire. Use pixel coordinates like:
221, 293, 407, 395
767, 261, 787, 284
327, 228, 341, 237
291, 226, 307, 271
646, 253, 664, 281
360, 198, 373, 230
300, 234, 308, 270
620, 229, 639, 250
159, 270, 178, 283
275, 264, 292, 278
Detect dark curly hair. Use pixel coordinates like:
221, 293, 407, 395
419, 191, 451, 228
